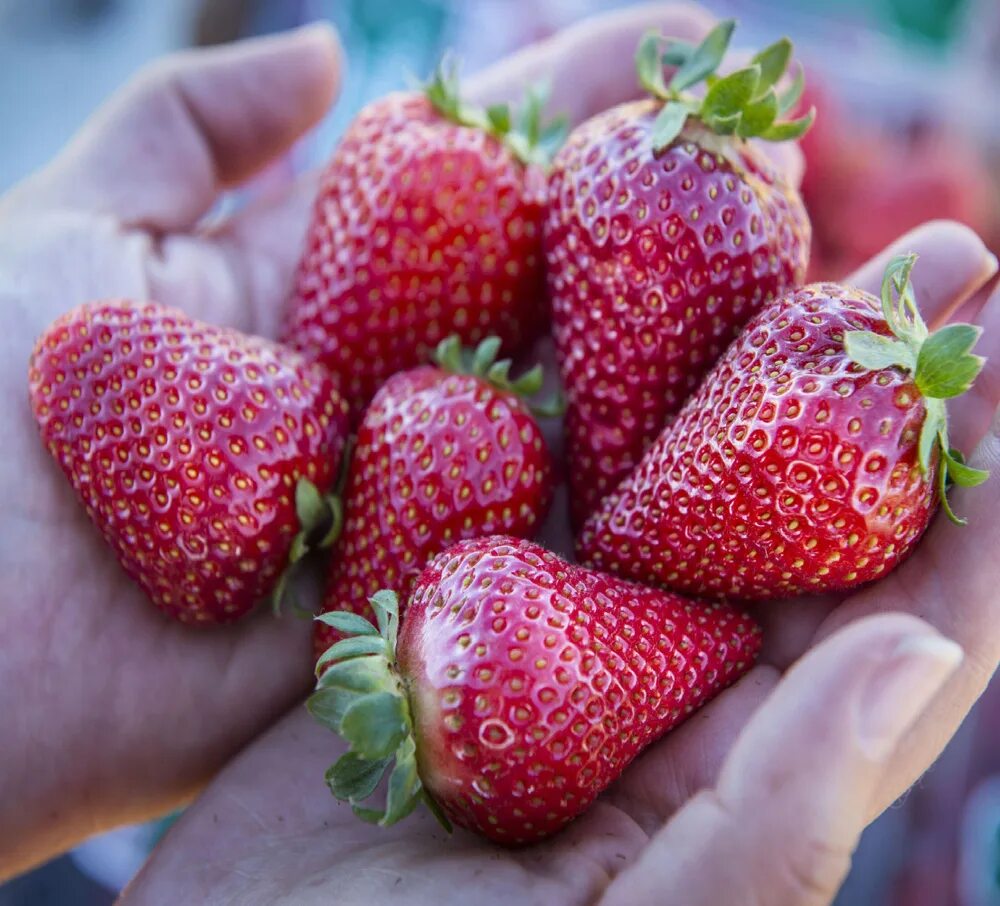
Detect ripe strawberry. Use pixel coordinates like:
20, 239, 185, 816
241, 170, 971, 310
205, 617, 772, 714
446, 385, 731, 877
313, 337, 555, 661
281, 62, 567, 420
545, 21, 812, 525
578, 255, 988, 601
309, 536, 761, 844
28, 299, 350, 624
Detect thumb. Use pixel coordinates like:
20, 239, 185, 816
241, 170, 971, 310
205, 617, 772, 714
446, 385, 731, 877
601, 613, 963, 906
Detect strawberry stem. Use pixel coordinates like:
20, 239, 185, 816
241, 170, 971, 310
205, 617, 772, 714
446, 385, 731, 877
424, 56, 569, 168
635, 21, 815, 152
844, 253, 989, 524
309, 591, 446, 829
434, 334, 566, 419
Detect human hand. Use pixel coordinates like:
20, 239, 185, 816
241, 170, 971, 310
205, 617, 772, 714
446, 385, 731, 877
0, 2, 721, 880
0, 23, 346, 878
123, 228, 998, 904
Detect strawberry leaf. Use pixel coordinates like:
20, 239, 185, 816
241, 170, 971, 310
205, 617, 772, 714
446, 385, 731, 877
381, 737, 422, 825
327, 752, 391, 802
636, 31, 670, 99
758, 107, 815, 141
669, 19, 735, 91
751, 37, 792, 95
918, 399, 946, 476
661, 38, 695, 67
315, 655, 393, 691
295, 478, 328, 535
915, 323, 985, 399
703, 111, 742, 135
702, 66, 760, 121
471, 336, 502, 376
317, 635, 388, 664
314, 610, 380, 637
651, 101, 689, 152
486, 103, 511, 135
945, 448, 989, 488
737, 90, 778, 137
511, 364, 545, 397
843, 331, 915, 372
307, 686, 357, 733
340, 692, 408, 760
530, 389, 567, 420
351, 805, 385, 824
369, 590, 399, 653
316, 495, 344, 548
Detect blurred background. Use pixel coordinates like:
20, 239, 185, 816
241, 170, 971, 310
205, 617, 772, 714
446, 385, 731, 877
0, 0, 998, 903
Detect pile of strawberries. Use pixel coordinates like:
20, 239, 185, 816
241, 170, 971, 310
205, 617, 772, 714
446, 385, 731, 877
28, 22, 988, 846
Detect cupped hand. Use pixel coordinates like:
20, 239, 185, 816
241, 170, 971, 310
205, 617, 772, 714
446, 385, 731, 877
0, 1, 720, 880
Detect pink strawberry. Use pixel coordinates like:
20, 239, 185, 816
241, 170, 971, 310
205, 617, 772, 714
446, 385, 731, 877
28, 299, 349, 624
313, 337, 555, 661
577, 255, 988, 601
282, 62, 567, 420
545, 21, 812, 525
309, 536, 761, 843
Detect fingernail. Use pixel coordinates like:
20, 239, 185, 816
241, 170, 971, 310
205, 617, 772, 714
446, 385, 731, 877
857, 633, 963, 761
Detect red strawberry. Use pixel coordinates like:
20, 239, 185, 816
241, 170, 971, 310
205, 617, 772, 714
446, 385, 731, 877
28, 299, 350, 624
577, 255, 988, 601
313, 337, 555, 660
281, 62, 567, 420
545, 21, 812, 526
309, 536, 761, 844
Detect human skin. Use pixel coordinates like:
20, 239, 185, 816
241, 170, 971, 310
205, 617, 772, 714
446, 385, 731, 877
1, 5, 997, 902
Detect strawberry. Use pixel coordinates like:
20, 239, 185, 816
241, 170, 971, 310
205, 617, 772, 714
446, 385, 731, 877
313, 337, 556, 661
545, 21, 812, 526
281, 61, 567, 420
28, 299, 350, 624
309, 536, 761, 844
577, 255, 989, 601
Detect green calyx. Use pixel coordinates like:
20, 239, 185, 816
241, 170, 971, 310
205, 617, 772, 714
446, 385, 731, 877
270, 447, 351, 614
308, 590, 452, 831
844, 253, 989, 524
424, 56, 569, 168
434, 334, 565, 419
635, 20, 814, 153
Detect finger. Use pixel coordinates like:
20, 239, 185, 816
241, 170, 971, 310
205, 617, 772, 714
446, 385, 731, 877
845, 221, 998, 328
601, 615, 963, 906
21, 24, 341, 231
465, 3, 716, 125
145, 172, 321, 336
816, 409, 1000, 821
